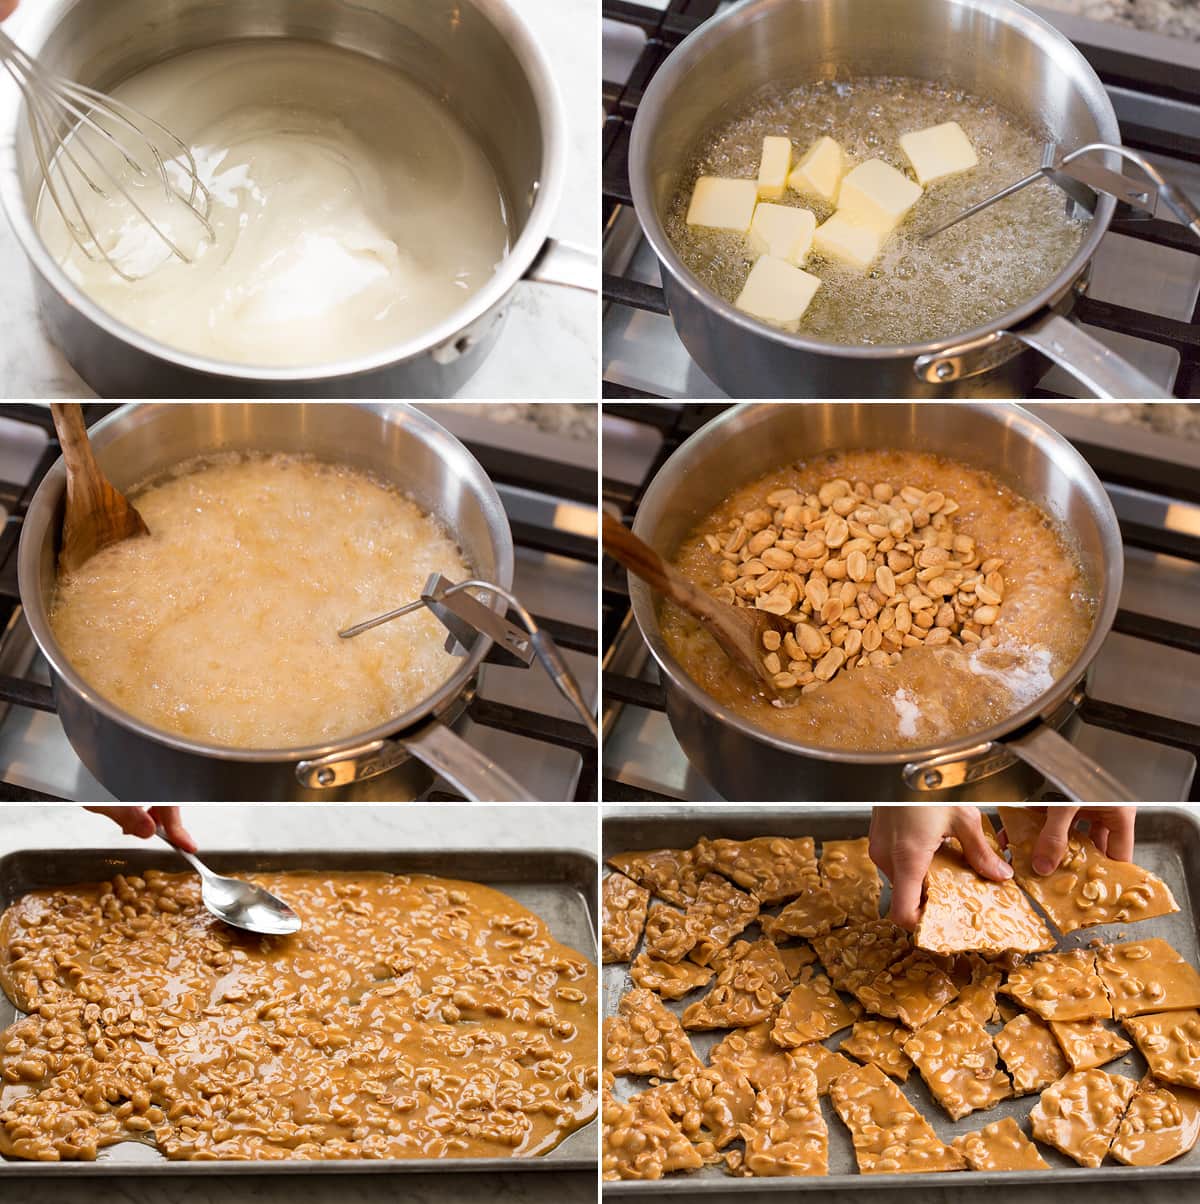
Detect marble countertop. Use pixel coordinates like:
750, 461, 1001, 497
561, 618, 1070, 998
0, 803, 598, 1204
0, 0, 597, 400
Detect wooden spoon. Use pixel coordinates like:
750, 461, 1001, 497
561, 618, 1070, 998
602, 510, 781, 692
50, 403, 149, 575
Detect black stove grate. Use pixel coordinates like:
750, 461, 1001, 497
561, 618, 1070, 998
601, 1, 1200, 399
0, 406, 597, 803
601, 403, 1200, 802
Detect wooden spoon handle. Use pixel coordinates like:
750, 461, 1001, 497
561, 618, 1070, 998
50, 403, 104, 502
601, 510, 724, 623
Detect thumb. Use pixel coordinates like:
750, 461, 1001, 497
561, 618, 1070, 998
887, 846, 933, 930
1033, 807, 1079, 876
952, 812, 1013, 882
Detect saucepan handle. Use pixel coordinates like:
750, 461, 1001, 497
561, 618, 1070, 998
1011, 312, 1169, 399
525, 237, 598, 292
1004, 722, 1138, 803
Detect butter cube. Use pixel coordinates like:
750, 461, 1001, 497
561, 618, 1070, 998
686, 176, 759, 232
813, 212, 886, 272
788, 135, 845, 205
900, 121, 979, 186
757, 136, 793, 200
735, 255, 821, 331
837, 159, 922, 232
747, 203, 816, 266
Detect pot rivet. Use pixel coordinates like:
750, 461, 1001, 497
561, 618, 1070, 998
935, 362, 955, 381
317, 768, 336, 786
923, 769, 943, 788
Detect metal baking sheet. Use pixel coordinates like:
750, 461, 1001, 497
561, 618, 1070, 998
602, 804, 1200, 1193
0, 847, 598, 1177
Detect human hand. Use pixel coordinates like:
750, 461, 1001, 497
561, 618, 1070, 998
1000, 806, 1136, 875
84, 806, 197, 853
0, 2, 17, 22
868, 805, 1013, 930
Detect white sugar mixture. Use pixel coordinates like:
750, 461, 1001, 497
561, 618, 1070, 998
36, 42, 510, 366
49, 453, 469, 749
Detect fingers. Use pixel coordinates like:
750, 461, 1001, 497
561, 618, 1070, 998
83, 806, 155, 840
886, 840, 934, 930
149, 807, 197, 853
951, 810, 1013, 882
0, 2, 17, 21
1033, 807, 1080, 875
1096, 807, 1136, 862
1090, 823, 1110, 857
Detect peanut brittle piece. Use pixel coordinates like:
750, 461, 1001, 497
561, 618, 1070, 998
1050, 1018, 1131, 1071
819, 837, 881, 922
603, 988, 704, 1079
839, 1019, 914, 1082
709, 1021, 797, 1091
602, 872, 650, 963
630, 952, 714, 1000
1029, 1068, 1137, 1167
705, 836, 819, 904
759, 887, 847, 941
776, 943, 818, 982
681, 956, 782, 1031
811, 918, 911, 994
788, 1043, 856, 1095
640, 1065, 756, 1151
1123, 1009, 1200, 1088
996, 998, 1022, 1023
855, 951, 959, 1030
903, 1009, 1011, 1120
829, 1062, 967, 1175
1110, 1074, 1200, 1167
915, 841, 1055, 956
1095, 938, 1200, 1018
687, 874, 760, 966
772, 973, 857, 1046
995, 1013, 1068, 1095
1002, 949, 1111, 1021
709, 937, 792, 995
999, 806, 1178, 934
953, 971, 1003, 1027
602, 1090, 706, 1180
952, 1117, 1050, 1171
608, 844, 713, 908
740, 1065, 828, 1176
643, 903, 698, 964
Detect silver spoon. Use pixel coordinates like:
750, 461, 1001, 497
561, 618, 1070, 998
155, 825, 302, 936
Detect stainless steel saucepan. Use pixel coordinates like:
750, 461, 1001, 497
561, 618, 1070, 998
18, 403, 545, 802
0, 0, 592, 398
628, 0, 1173, 398
625, 403, 1134, 802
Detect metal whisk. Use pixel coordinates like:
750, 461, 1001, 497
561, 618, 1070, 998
0, 28, 215, 281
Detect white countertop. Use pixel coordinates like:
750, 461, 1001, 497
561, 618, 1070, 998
0, 802, 599, 1204
0, 0, 597, 400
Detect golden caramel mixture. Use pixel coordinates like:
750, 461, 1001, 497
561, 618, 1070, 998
661, 450, 1094, 752
0, 871, 597, 1162
49, 453, 469, 750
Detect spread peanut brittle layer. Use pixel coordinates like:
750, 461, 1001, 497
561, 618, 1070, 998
705, 837, 819, 904
999, 807, 1178, 934
915, 842, 1054, 956
602, 872, 650, 964
687, 874, 760, 966
681, 958, 782, 1031
1049, 1018, 1131, 1071
854, 951, 959, 1030
811, 919, 911, 994
607, 846, 713, 909
839, 1019, 914, 1082
1002, 949, 1111, 1022
1095, 938, 1200, 1018
603, 988, 703, 1080
740, 1066, 828, 1177
639, 1065, 756, 1151
772, 973, 856, 1047
1110, 1075, 1200, 1167
829, 1062, 966, 1175
995, 1013, 1069, 1096
819, 838, 880, 923
952, 1117, 1049, 1171
903, 1009, 1011, 1120
1123, 1009, 1200, 1089
630, 952, 714, 1000
602, 1090, 705, 1180
1028, 1068, 1136, 1168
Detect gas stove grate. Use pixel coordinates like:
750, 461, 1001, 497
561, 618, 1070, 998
601, 403, 1200, 802
0, 406, 597, 803
601, 0, 1200, 399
